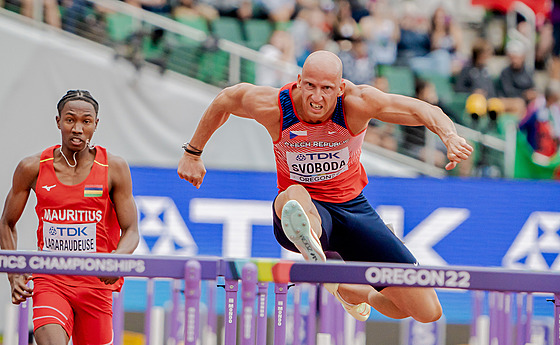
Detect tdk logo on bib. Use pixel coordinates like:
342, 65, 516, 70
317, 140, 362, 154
43, 221, 96, 252
287, 147, 349, 183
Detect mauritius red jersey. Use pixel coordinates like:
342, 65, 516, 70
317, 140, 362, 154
34, 145, 123, 290
273, 82, 368, 203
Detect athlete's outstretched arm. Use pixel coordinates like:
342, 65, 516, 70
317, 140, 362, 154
0, 156, 38, 304
100, 155, 139, 285
178, 83, 280, 188
348, 84, 473, 170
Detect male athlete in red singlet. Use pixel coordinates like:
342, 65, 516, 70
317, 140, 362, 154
0, 90, 139, 345
178, 51, 473, 322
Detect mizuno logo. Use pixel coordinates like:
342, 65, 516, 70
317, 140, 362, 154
42, 184, 56, 191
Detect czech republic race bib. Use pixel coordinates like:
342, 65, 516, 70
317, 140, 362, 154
42, 221, 97, 252
287, 147, 349, 183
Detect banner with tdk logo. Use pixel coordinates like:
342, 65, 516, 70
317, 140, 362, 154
128, 167, 560, 323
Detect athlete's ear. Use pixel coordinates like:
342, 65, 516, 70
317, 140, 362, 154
297, 74, 302, 88
56, 115, 61, 130
338, 80, 346, 97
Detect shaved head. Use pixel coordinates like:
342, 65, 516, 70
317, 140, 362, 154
302, 51, 343, 81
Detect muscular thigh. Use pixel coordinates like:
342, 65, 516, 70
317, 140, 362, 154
70, 287, 114, 345
322, 196, 417, 264
32, 278, 74, 339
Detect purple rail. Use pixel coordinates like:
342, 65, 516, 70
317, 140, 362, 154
4, 251, 560, 345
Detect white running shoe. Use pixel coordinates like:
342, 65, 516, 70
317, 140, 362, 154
324, 283, 371, 322
281, 200, 326, 262
282, 200, 371, 321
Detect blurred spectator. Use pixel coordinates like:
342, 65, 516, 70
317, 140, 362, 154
255, 30, 296, 87
497, 39, 536, 102
536, 19, 553, 70
20, 0, 61, 27
338, 36, 376, 85
290, 6, 334, 65
550, 0, 560, 80
429, 5, 464, 74
60, 0, 106, 38
519, 82, 560, 157
364, 76, 398, 151
209, 0, 253, 20
255, 0, 296, 23
172, 0, 219, 21
332, 0, 360, 42
454, 38, 496, 97
396, 2, 430, 66
358, 0, 399, 66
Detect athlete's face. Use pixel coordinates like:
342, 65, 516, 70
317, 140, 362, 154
56, 100, 98, 152
297, 59, 344, 123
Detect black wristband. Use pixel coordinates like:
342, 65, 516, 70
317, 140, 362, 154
182, 142, 202, 156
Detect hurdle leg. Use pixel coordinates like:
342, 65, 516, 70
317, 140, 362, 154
206, 280, 218, 345
293, 285, 302, 345
256, 282, 269, 345
318, 285, 333, 344
489, 292, 497, 345
497, 293, 505, 345
335, 302, 344, 345
113, 289, 125, 345
504, 293, 513, 345
554, 293, 560, 345
274, 283, 289, 345
240, 263, 257, 345
18, 299, 29, 345
224, 278, 239, 345
525, 293, 533, 344
185, 261, 201, 345
355, 320, 366, 345
471, 290, 483, 344
169, 280, 181, 345
515, 293, 524, 345
145, 278, 154, 345
306, 284, 317, 345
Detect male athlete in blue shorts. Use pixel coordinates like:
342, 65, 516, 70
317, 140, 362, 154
178, 51, 473, 322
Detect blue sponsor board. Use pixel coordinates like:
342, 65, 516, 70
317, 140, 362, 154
125, 167, 560, 324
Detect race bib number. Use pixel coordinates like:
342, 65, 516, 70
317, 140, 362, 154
287, 148, 349, 183
42, 221, 96, 252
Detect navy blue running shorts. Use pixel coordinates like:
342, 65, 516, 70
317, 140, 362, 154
273, 192, 417, 267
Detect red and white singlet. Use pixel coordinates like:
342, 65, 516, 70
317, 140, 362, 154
274, 82, 368, 203
34, 145, 123, 290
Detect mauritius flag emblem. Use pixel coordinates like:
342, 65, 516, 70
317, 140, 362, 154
84, 185, 103, 197
289, 130, 308, 140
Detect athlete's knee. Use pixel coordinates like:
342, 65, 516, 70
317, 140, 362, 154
412, 299, 442, 323
34, 324, 69, 345
284, 184, 309, 198
275, 185, 310, 215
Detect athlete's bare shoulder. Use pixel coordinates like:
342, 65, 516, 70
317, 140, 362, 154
106, 152, 132, 191
342, 80, 388, 126
13, 153, 41, 190
221, 83, 282, 132
107, 152, 131, 177
227, 83, 280, 116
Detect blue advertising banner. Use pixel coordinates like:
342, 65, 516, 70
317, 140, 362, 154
127, 167, 560, 323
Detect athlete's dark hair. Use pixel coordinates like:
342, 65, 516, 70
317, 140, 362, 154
57, 90, 99, 116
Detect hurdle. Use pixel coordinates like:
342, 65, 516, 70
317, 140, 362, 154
2, 250, 560, 344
